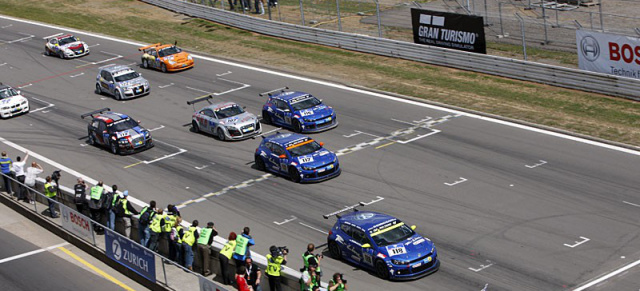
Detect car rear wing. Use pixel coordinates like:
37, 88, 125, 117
81, 108, 111, 119
138, 43, 161, 51
259, 87, 289, 97
322, 196, 384, 219
186, 95, 213, 111
42, 33, 64, 40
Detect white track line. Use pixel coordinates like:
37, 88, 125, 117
573, 259, 640, 291
0, 242, 69, 264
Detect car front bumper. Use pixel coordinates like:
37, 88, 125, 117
389, 256, 440, 281
0, 105, 29, 118
300, 162, 341, 183
225, 122, 262, 140
301, 115, 338, 133
122, 85, 150, 98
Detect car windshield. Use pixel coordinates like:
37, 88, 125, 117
158, 46, 181, 57
288, 141, 322, 157
58, 36, 77, 46
0, 88, 19, 99
215, 105, 244, 119
290, 97, 322, 111
371, 223, 415, 247
108, 118, 139, 132
114, 72, 140, 82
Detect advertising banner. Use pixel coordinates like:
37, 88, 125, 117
577, 30, 640, 79
411, 9, 486, 54
61, 206, 93, 241
105, 229, 156, 282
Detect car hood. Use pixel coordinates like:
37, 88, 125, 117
293, 149, 336, 168
117, 77, 147, 88
60, 41, 86, 50
115, 126, 148, 139
295, 104, 333, 120
219, 112, 258, 126
163, 52, 190, 63
381, 234, 435, 261
0, 95, 27, 106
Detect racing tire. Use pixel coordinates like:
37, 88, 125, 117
44, 48, 50, 56
191, 121, 200, 133
261, 111, 272, 125
328, 241, 342, 259
254, 155, 266, 171
375, 260, 391, 280
216, 128, 226, 141
58, 50, 65, 59
292, 119, 302, 133
142, 59, 149, 69
161, 63, 167, 73
88, 134, 95, 146
95, 83, 102, 95
289, 167, 301, 183
114, 90, 122, 101
110, 142, 119, 155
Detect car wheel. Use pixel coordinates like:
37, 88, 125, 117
110, 142, 119, 155
289, 167, 301, 183
293, 119, 302, 133
115, 90, 122, 100
375, 260, 391, 280
255, 155, 265, 171
88, 134, 95, 145
217, 128, 226, 141
328, 241, 341, 259
191, 121, 200, 133
58, 50, 65, 59
44, 47, 50, 56
95, 83, 102, 95
161, 63, 167, 73
261, 111, 272, 125
142, 59, 149, 69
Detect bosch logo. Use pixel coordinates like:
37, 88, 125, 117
580, 36, 600, 62
112, 240, 122, 260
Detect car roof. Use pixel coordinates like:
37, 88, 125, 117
202, 101, 238, 111
264, 133, 311, 148
339, 211, 400, 231
56, 34, 74, 40
99, 64, 134, 74
270, 91, 311, 102
0, 85, 11, 91
93, 112, 129, 124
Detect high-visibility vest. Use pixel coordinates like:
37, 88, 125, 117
90, 186, 103, 200
150, 213, 164, 233
234, 235, 249, 257
0, 157, 12, 173
44, 182, 56, 198
300, 270, 318, 291
266, 254, 284, 276
303, 252, 314, 268
163, 214, 176, 233
330, 279, 345, 291
197, 228, 213, 245
183, 226, 197, 246
220, 240, 236, 259
122, 199, 131, 215
175, 226, 183, 244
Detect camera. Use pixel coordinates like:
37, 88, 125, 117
277, 246, 289, 255
271, 245, 288, 256
339, 273, 347, 284
52, 170, 62, 182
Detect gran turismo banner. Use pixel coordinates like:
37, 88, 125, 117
411, 9, 486, 54
577, 30, 640, 79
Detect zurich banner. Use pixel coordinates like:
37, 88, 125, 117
411, 9, 486, 54
105, 229, 156, 282
577, 30, 640, 79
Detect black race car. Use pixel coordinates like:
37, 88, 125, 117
81, 108, 153, 155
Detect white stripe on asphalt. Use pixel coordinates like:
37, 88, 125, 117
573, 258, 640, 291
0, 242, 69, 264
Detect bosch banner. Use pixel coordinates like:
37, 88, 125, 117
411, 9, 486, 54
61, 206, 93, 241
105, 229, 156, 282
577, 30, 640, 79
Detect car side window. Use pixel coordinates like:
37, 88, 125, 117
340, 223, 353, 237
91, 120, 99, 128
275, 100, 287, 110
149, 50, 157, 57
50, 39, 57, 45
97, 121, 107, 132
105, 73, 114, 82
201, 109, 214, 118
272, 144, 286, 156
352, 229, 369, 245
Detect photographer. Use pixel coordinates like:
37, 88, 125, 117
328, 272, 348, 291
266, 245, 288, 291
300, 257, 320, 291
302, 243, 323, 281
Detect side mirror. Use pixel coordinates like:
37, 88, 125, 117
411, 225, 416, 230
278, 154, 287, 159
361, 243, 371, 248
319, 142, 324, 147
137, 120, 142, 124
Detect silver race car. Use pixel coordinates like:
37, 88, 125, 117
44, 33, 89, 59
188, 96, 262, 141
95, 64, 150, 100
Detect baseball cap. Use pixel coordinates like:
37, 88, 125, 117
123, 190, 129, 197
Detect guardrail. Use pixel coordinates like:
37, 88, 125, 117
141, 0, 640, 101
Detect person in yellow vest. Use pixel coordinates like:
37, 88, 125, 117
165, 204, 179, 261
88, 181, 105, 233
266, 245, 288, 291
197, 221, 218, 276
181, 220, 199, 271
148, 209, 165, 252
115, 190, 138, 238
43, 176, 58, 218
218, 232, 237, 285
170, 217, 184, 265
300, 257, 320, 291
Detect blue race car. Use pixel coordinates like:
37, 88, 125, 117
260, 88, 337, 133
254, 133, 340, 183
327, 211, 439, 280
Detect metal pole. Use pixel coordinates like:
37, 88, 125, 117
484, 0, 488, 26
499, 2, 504, 36
599, 0, 603, 31
467, 0, 471, 15
516, 13, 527, 61
277, 3, 282, 22
267, 3, 271, 20
375, 0, 382, 37
555, 8, 559, 27
542, 3, 548, 44
300, 0, 306, 26
590, 12, 593, 30
336, 0, 342, 31
162, 258, 168, 285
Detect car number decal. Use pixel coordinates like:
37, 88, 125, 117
280, 163, 287, 172
116, 131, 130, 138
300, 109, 314, 117
363, 252, 373, 265
284, 116, 291, 124
298, 156, 314, 164
386, 245, 407, 256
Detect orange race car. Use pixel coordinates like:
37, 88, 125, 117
138, 43, 194, 72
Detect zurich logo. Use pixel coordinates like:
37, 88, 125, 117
112, 240, 122, 260
580, 35, 600, 62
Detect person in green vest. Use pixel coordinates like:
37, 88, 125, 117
300, 257, 320, 291
138, 200, 156, 247
165, 204, 179, 261
219, 232, 237, 285
148, 208, 165, 252
88, 181, 105, 232
197, 221, 218, 276
328, 272, 348, 291
302, 243, 323, 280
43, 176, 58, 218
182, 220, 199, 271
266, 245, 288, 291
233, 227, 255, 266
115, 190, 138, 238
170, 217, 184, 265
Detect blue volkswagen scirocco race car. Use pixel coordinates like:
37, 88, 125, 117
254, 133, 340, 183
327, 211, 439, 280
261, 89, 337, 133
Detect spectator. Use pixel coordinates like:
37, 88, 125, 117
233, 227, 255, 266
73, 178, 88, 214
245, 257, 262, 291
303, 243, 323, 280
267, 0, 276, 8
227, 0, 234, 10
219, 232, 237, 285
43, 175, 58, 218
266, 245, 287, 291
300, 257, 320, 291
148, 208, 165, 252
24, 162, 43, 204
182, 220, 199, 271
88, 181, 106, 233
254, 0, 264, 14
165, 204, 179, 260
115, 190, 138, 238
328, 272, 348, 291
236, 265, 253, 291
12, 152, 28, 201
197, 221, 218, 276
105, 185, 120, 231
138, 200, 156, 247
0, 151, 13, 195
170, 217, 184, 265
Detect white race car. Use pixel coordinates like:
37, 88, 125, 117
44, 33, 90, 59
0, 84, 29, 118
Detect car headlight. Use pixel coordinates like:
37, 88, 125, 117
187, 55, 193, 61
21, 101, 27, 105
168, 60, 177, 65
303, 118, 313, 122
225, 126, 236, 131
1, 106, 9, 110
144, 81, 149, 88
118, 139, 128, 144
391, 259, 410, 265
